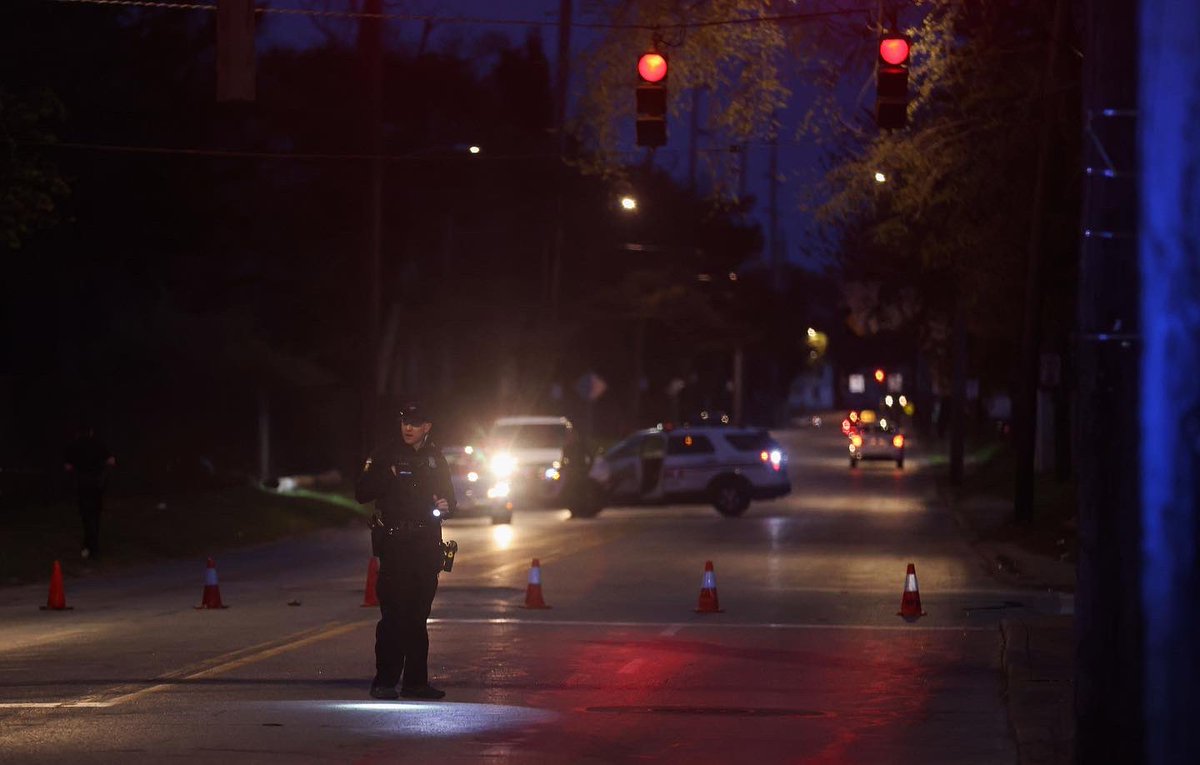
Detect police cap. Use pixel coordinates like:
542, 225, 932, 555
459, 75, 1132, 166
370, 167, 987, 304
396, 399, 434, 424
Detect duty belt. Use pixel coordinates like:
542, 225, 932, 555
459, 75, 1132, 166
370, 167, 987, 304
382, 519, 436, 534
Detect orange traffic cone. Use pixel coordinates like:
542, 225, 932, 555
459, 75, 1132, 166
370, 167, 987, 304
39, 560, 73, 611
361, 556, 380, 607
195, 557, 229, 609
898, 562, 926, 619
695, 560, 723, 613
522, 558, 551, 609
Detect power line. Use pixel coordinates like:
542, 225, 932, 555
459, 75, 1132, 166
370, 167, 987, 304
32, 138, 815, 162
43, 0, 876, 31
32, 140, 567, 162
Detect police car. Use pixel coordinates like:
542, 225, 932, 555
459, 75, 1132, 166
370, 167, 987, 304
573, 425, 791, 518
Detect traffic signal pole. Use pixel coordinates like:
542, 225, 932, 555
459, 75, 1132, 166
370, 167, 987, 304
359, 0, 384, 451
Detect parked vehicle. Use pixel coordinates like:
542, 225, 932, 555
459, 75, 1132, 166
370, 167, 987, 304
575, 424, 791, 519
442, 445, 512, 524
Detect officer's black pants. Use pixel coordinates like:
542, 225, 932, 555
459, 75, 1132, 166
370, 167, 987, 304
78, 486, 103, 558
373, 534, 442, 689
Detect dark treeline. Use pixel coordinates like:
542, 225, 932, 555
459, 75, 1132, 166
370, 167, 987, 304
0, 3, 829, 485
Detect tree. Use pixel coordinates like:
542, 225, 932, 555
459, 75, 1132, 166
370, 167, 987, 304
810, 0, 1081, 487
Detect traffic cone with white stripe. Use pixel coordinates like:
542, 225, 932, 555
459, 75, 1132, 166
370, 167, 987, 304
695, 560, 723, 613
361, 556, 379, 607
898, 562, 926, 619
39, 560, 73, 611
522, 558, 550, 609
195, 557, 229, 609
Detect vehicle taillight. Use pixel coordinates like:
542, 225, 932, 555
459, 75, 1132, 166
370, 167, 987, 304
851, 434, 863, 448
893, 435, 905, 448
841, 419, 852, 434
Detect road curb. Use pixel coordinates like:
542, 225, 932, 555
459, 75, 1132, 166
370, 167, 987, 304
1001, 616, 1075, 765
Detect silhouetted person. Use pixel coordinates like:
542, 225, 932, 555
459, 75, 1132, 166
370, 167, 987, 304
561, 425, 591, 505
356, 400, 455, 701
64, 427, 115, 560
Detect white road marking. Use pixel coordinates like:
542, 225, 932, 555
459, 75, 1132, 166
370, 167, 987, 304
429, 617, 995, 632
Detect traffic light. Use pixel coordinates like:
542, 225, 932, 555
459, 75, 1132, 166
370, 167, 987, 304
874, 368, 886, 384
875, 34, 909, 129
636, 52, 668, 147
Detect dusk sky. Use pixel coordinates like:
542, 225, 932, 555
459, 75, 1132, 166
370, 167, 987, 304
262, 0, 823, 271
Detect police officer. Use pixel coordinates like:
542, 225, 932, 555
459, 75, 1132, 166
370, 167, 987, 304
356, 400, 455, 700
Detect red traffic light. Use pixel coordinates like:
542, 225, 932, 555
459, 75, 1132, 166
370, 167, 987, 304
638, 52, 667, 83
879, 37, 909, 66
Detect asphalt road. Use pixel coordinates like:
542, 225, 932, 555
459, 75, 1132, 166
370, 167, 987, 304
0, 424, 1065, 763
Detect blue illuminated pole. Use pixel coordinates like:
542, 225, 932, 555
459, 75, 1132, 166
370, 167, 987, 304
1140, 0, 1200, 761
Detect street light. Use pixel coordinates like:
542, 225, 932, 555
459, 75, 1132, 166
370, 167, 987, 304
468, 145, 481, 154
874, 171, 887, 183
620, 195, 638, 211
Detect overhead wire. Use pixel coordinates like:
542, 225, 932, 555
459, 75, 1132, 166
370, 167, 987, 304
42, 0, 877, 31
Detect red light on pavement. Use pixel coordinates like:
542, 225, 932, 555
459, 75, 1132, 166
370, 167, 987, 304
638, 53, 668, 83
879, 37, 909, 66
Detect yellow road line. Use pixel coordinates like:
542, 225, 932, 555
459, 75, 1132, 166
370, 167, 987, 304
101, 619, 369, 707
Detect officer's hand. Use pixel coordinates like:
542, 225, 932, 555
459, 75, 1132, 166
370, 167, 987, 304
432, 495, 449, 513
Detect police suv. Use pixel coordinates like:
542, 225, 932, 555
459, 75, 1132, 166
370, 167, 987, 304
573, 424, 791, 518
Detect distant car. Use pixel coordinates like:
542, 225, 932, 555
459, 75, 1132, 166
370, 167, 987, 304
486, 416, 575, 508
442, 445, 512, 524
848, 416, 906, 469
576, 425, 791, 519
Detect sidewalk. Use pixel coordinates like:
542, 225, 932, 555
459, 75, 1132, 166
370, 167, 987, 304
939, 477, 1076, 765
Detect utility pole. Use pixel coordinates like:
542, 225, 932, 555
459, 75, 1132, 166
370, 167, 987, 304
1075, 0, 1142, 760
1013, 0, 1067, 524
767, 133, 781, 293
688, 88, 701, 192
548, 0, 572, 325
358, 0, 383, 450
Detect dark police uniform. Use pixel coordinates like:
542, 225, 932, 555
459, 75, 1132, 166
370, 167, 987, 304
64, 432, 114, 560
356, 433, 455, 696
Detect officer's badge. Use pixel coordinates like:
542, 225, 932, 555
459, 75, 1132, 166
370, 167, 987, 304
428, 456, 437, 469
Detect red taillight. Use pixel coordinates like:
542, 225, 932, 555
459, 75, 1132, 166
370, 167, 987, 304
841, 419, 852, 434
893, 435, 905, 448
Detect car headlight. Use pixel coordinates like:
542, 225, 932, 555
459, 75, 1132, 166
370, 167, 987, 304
487, 481, 511, 499
491, 453, 517, 478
